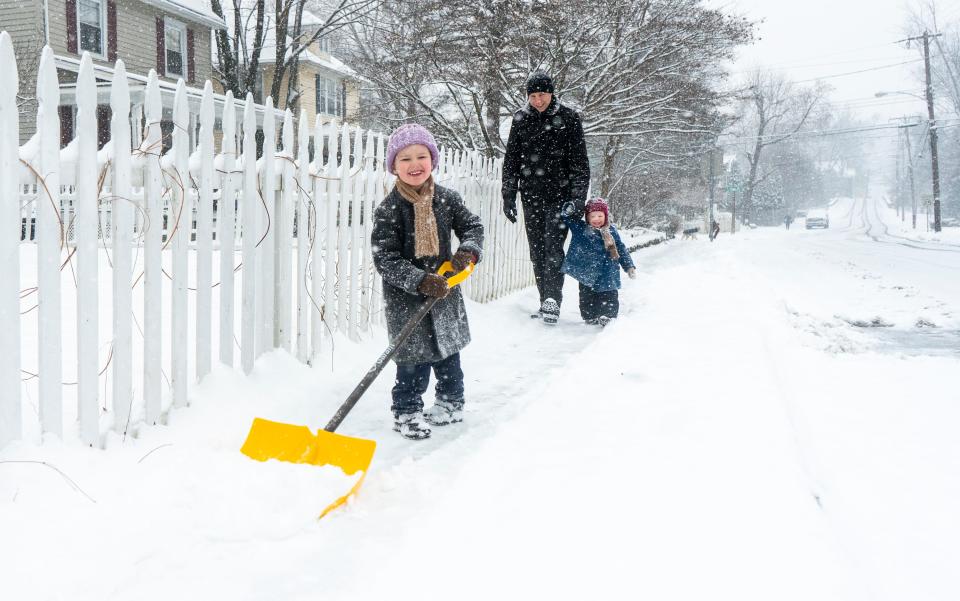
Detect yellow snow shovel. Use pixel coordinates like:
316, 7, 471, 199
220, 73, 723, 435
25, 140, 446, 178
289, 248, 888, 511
241, 260, 474, 519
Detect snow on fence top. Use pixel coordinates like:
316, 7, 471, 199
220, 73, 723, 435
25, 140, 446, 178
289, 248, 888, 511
0, 34, 533, 450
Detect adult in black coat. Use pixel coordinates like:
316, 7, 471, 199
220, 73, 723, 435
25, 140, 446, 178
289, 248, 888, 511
502, 71, 591, 322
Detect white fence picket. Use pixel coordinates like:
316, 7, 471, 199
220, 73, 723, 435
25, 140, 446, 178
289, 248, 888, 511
323, 119, 339, 341
240, 94, 258, 374
195, 81, 215, 381
170, 80, 190, 407
310, 116, 325, 359
0, 32, 21, 447
277, 110, 294, 352
348, 126, 362, 341
336, 122, 351, 334
373, 134, 388, 326
111, 60, 134, 432
295, 111, 309, 362
259, 98, 276, 355
36, 47, 63, 438
360, 130, 375, 333
218, 91, 238, 369
142, 71, 163, 425
75, 53, 99, 445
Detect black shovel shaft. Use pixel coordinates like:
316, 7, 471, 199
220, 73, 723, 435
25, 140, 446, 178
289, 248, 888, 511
324, 296, 440, 432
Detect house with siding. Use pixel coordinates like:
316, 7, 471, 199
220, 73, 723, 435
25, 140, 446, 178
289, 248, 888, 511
0, 0, 225, 145
230, 8, 360, 131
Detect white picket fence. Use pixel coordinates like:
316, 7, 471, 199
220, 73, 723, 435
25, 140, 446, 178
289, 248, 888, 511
0, 33, 534, 449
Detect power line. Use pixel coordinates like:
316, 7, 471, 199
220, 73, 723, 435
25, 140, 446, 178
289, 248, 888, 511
729, 54, 916, 75
722, 121, 917, 144
732, 40, 905, 69
792, 59, 924, 84
722, 117, 960, 145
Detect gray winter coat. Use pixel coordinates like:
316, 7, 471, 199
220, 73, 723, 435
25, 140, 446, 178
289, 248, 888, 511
371, 184, 484, 365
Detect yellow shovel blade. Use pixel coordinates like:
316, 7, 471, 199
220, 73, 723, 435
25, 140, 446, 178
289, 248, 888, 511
241, 417, 377, 518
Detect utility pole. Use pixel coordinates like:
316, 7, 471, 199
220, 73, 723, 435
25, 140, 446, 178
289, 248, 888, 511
904, 31, 943, 232
730, 191, 737, 234
902, 123, 919, 230
895, 128, 903, 221
708, 146, 718, 242
891, 117, 921, 228
708, 148, 715, 241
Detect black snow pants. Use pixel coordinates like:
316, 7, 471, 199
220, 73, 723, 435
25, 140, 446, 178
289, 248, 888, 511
578, 283, 619, 321
522, 193, 569, 305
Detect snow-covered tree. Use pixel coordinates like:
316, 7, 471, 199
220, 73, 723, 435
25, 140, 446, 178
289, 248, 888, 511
727, 71, 826, 223
343, 0, 752, 228
211, 0, 379, 109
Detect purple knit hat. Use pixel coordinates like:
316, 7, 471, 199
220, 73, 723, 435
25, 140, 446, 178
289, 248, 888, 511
386, 123, 440, 174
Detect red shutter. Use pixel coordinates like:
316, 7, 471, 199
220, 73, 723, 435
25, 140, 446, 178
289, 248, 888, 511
186, 29, 195, 82
96, 105, 112, 150
107, 1, 117, 62
66, 0, 78, 54
59, 106, 74, 148
156, 17, 165, 74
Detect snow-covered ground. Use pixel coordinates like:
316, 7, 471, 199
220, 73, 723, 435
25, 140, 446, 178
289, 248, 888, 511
2, 195, 958, 600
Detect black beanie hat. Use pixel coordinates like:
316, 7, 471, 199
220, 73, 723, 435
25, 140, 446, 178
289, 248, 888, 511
526, 71, 554, 95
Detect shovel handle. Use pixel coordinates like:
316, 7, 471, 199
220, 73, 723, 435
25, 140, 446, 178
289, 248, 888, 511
324, 261, 475, 432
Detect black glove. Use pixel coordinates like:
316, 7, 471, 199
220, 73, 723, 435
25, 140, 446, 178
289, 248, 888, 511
451, 249, 477, 272
503, 195, 518, 223
561, 201, 580, 219
418, 273, 450, 298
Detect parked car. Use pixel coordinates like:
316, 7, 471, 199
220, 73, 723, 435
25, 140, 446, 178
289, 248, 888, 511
805, 209, 829, 229
941, 216, 960, 228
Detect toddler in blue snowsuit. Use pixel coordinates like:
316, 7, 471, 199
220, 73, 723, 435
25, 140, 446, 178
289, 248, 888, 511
561, 197, 636, 326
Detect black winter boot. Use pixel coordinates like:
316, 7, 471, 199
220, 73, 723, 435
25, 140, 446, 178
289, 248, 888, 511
541, 298, 560, 325
424, 399, 464, 426
393, 412, 432, 440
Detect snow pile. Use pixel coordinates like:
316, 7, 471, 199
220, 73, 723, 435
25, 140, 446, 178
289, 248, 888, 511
2, 195, 958, 600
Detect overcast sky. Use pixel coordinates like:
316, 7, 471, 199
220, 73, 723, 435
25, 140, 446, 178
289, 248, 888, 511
722, 0, 942, 123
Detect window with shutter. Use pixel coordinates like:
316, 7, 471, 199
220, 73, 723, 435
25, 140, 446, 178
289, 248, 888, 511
59, 106, 75, 148
164, 19, 187, 78
66, 0, 78, 53
107, 1, 117, 62
156, 16, 165, 73
96, 105, 111, 150
186, 29, 195, 82
77, 0, 105, 56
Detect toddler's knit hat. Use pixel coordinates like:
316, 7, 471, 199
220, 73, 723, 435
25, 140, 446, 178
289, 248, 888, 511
585, 197, 610, 227
526, 71, 554, 95
385, 123, 439, 175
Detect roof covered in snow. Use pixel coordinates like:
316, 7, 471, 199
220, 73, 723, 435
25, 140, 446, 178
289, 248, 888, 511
257, 44, 357, 79
140, 0, 227, 29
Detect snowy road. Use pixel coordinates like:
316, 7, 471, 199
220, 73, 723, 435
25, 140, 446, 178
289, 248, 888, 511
2, 196, 958, 600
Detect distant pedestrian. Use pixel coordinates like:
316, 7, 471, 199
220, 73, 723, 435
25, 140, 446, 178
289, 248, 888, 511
560, 198, 636, 327
371, 124, 484, 440
784, 214, 793, 230
710, 218, 720, 241
502, 71, 591, 325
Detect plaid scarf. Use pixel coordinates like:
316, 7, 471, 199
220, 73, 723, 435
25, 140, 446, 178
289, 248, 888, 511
395, 176, 440, 258
593, 223, 619, 260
